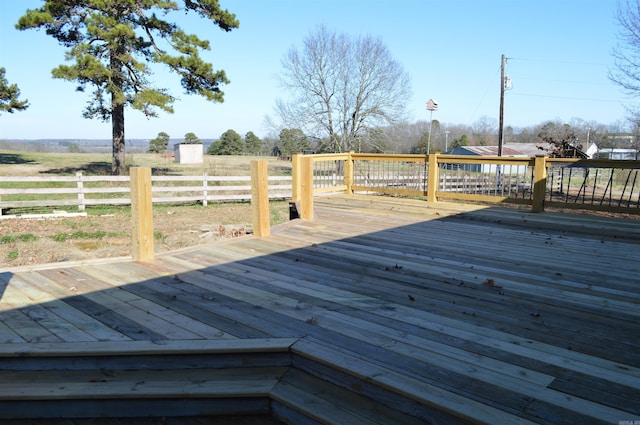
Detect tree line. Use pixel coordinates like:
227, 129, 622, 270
174, 117, 630, 158
146, 128, 312, 157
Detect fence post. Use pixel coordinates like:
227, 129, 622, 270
76, 172, 85, 212
344, 151, 354, 194
251, 160, 270, 237
300, 156, 314, 220
202, 172, 208, 207
291, 153, 301, 203
532, 155, 547, 213
427, 153, 439, 202
130, 167, 154, 261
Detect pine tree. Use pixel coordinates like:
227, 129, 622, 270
147, 131, 170, 153
0, 68, 29, 114
244, 131, 262, 155
183, 132, 202, 144
208, 129, 243, 155
17, 1, 238, 174
278, 128, 309, 157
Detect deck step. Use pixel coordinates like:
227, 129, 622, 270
0, 338, 295, 373
291, 338, 541, 425
0, 367, 284, 419
0, 367, 287, 400
0, 339, 293, 420
0, 337, 516, 424
0, 397, 273, 420
0, 338, 298, 365
271, 368, 427, 425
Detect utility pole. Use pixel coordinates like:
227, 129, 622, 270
498, 54, 507, 157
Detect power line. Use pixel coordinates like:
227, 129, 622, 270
468, 64, 501, 122
510, 92, 631, 103
516, 77, 613, 86
509, 57, 609, 67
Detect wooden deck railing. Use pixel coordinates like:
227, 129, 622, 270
292, 152, 640, 218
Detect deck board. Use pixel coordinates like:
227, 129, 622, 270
1, 195, 638, 424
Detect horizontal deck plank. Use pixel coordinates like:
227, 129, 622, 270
0, 338, 298, 358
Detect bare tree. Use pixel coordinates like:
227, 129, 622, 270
537, 121, 587, 158
611, 1, 640, 95
471, 116, 498, 146
275, 25, 411, 152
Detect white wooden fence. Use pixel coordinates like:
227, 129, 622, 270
0, 172, 292, 215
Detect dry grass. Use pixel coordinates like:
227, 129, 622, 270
0, 151, 292, 177
0, 151, 292, 267
0, 202, 291, 267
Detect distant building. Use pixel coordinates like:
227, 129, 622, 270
174, 143, 204, 164
444, 142, 598, 159
596, 148, 639, 160
445, 145, 524, 157
442, 142, 598, 173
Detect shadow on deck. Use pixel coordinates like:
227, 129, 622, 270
0, 195, 639, 424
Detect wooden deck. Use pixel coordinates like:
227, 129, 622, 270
1, 195, 639, 424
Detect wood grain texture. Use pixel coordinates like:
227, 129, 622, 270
130, 167, 154, 261
1, 194, 638, 424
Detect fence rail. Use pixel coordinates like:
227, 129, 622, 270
292, 152, 640, 215
0, 172, 292, 215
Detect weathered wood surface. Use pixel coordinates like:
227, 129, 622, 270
1, 194, 639, 424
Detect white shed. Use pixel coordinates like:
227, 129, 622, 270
174, 143, 203, 164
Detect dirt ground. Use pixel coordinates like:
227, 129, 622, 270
1, 202, 290, 268
2, 200, 638, 269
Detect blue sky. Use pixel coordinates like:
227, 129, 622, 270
0, 0, 635, 140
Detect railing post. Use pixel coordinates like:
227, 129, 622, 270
345, 151, 354, 194
300, 156, 314, 220
76, 172, 85, 212
251, 159, 270, 237
427, 153, 439, 202
532, 155, 547, 213
130, 167, 154, 261
291, 153, 301, 203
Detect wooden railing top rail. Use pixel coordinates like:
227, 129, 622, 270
292, 152, 640, 217
305, 152, 640, 169
546, 157, 640, 168
304, 152, 350, 161
436, 154, 534, 166
352, 153, 427, 162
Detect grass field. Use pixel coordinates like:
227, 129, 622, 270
0, 150, 292, 177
